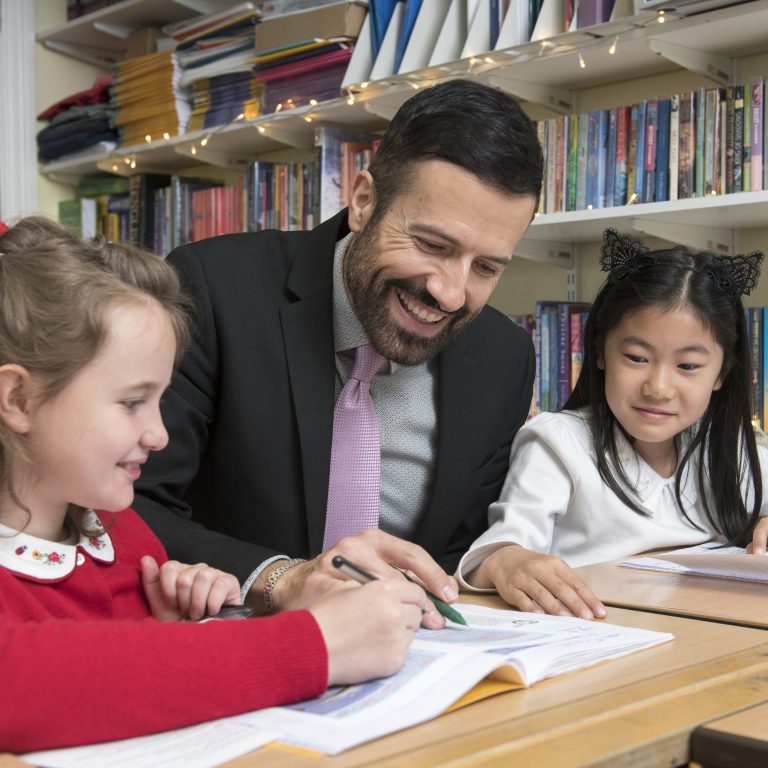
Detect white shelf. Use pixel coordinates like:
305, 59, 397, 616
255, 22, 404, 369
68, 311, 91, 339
36, 0, 768, 264
37, 0, 235, 67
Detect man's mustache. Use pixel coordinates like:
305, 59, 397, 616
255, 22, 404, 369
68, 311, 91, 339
388, 278, 468, 320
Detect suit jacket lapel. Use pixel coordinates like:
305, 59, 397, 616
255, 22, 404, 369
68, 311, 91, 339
282, 211, 349, 556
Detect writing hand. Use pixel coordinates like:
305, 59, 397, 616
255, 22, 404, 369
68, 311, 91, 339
251, 529, 459, 629
468, 544, 606, 620
310, 579, 430, 685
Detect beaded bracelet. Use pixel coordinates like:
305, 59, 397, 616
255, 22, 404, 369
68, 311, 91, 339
263, 558, 306, 614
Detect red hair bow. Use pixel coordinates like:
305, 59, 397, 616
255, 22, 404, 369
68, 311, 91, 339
0, 220, 8, 236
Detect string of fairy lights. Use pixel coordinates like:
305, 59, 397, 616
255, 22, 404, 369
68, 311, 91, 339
105, 8, 676, 175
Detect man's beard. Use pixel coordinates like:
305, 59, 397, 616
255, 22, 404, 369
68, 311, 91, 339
343, 218, 480, 366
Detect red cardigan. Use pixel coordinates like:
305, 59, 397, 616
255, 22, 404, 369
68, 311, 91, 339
0, 509, 328, 753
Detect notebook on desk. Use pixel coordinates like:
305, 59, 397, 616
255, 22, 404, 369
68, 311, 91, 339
621, 543, 768, 583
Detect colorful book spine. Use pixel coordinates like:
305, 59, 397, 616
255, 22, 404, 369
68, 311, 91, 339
627, 103, 638, 202
734, 84, 745, 193
567, 114, 579, 212
678, 91, 695, 199
751, 77, 764, 191
654, 98, 671, 203
576, 113, 589, 210
586, 109, 601, 209
743, 89, 752, 192
614, 105, 630, 206
695, 87, 706, 197
605, 107, 617, 208
704, 88, 718, 195
643, 99, 658, 203
668, 93, 679, 201
596, 109, 609, 208
634, 100, 647, 202
725, 85, 736, 194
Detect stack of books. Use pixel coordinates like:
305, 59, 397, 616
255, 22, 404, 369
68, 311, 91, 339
113, 50, 190, 148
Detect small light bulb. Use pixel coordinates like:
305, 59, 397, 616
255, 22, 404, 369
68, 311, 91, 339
578, 51, 586, 69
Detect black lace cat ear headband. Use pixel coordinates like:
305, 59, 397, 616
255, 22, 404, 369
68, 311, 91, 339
600, 228, 763, 299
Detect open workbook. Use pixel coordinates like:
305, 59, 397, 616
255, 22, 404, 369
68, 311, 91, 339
22, 603, 673, 767
621, 543, 768, 582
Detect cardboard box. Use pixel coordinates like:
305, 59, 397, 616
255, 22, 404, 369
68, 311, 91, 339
125, 27, 163, 58
254, 1, 367, 53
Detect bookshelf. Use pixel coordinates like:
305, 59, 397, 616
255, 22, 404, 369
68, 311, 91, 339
34, 0, 768, 306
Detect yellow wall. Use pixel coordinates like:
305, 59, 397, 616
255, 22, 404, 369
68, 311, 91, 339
35, 0, 104, 219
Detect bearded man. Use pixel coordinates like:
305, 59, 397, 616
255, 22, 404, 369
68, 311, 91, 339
134, 79, 542, 620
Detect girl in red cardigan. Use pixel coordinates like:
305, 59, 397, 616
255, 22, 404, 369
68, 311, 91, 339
0, 217, 428, 754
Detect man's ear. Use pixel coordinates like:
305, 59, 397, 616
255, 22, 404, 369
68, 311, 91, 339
0, 365, 35, 434
347, 170, 376, 234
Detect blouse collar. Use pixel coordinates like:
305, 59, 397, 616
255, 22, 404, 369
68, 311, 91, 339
613, 427, 699, 512
0, 509, 114, 582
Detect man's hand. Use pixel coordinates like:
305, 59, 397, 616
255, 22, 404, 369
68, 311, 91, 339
248, 529, 459, 628
141, 556, 242, 621
467, 544, 606, 620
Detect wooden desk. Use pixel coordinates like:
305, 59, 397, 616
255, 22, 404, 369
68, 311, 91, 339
690, 701, 768, 768
221, 605, 768, 768
575, 561, 768, 629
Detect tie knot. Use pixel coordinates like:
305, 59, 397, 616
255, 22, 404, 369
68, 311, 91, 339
350, 343, 385, 384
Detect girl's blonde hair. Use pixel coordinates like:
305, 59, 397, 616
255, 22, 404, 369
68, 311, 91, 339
0, 216, 190, 516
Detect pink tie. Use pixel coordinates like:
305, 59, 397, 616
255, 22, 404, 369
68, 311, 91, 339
323, 344, 385, 550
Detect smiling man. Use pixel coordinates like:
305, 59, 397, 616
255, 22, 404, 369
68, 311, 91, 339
133, 79, 543, 619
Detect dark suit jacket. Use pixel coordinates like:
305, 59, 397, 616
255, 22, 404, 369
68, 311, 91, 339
133, 210, 535, 580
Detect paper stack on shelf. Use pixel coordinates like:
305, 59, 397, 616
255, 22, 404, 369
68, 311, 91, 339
163, 3, 262, 130
253, 2, 367, 113
113, 51, 191, 148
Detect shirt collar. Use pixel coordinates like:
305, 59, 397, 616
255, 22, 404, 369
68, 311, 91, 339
613, 427, 698, 511
0, 509, 115, 582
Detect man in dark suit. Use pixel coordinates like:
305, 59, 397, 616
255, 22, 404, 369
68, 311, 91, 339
133, 79, 542, 620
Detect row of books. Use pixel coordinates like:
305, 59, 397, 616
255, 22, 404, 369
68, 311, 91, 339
515, 301, 768, 430
537, 78, 768, 214
511, 301, 589, 416
58, 125, 379, 254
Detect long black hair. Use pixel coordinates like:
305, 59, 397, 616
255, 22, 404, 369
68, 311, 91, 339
564, 230, 763, 545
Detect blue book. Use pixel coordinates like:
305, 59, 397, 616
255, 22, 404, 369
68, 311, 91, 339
596, 109, 609, 208
585, 110, 601, 209
369, 0, 401, 58
605, 107, 617, 208
490, 0, 501, 48
634, 101, 647, 202
654, 98, 671, 202
393, 0, 422, 73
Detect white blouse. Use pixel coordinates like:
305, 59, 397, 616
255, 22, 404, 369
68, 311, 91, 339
457, 409, 768, 589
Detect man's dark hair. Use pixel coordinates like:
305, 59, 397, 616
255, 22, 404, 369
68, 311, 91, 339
367, 78, 543, 219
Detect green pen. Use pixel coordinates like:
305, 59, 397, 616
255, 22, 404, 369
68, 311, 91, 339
390, 564, 467, 626
330, 556, 467, 625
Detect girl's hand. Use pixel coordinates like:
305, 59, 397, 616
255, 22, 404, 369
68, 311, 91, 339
140, 556, 242, 621
310, 579, 429, 685
468, 544, 606, 620
746, 517, 768, 554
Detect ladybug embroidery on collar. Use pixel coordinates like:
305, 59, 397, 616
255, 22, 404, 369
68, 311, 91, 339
14, 545, 67, 566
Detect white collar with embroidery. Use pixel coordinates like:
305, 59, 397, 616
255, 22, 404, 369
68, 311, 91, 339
0, 509, 114, 582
